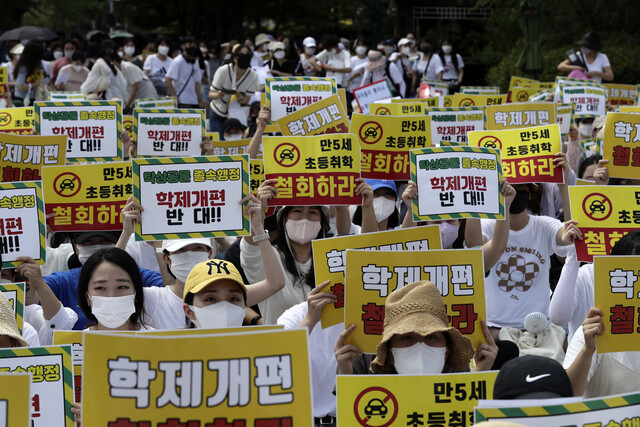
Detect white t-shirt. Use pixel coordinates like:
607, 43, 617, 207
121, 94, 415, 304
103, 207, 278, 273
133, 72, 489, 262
143, 54, 173, 80
121, 61, 158, 101
125, 235, 161, 273
23, 322, 40, 347
579, 52, 611, 84
412, 54, 445, 82
251, 50, 270, 69
361, 61, 406, 98
441, 53, 464, 81
566, 263, 595, 342
165, 54, 202, 105
80, 58, 127, 100
481, 215, 567, 329
210, 64, 259, 118
315, 49, 351, 87
143, 286, 188, 330
40, 243, 75, 277
347, 56, 368, 92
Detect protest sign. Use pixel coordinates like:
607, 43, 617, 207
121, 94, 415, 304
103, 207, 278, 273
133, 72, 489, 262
134, 108, 206, 157
469, 124, 563, 184
250, 159, 264, 194
576, 178, 596, 185
350, 112, 431, 180
338, 371, 498, 426
312, 226, 442, 328
603, 112, 640, 179
34, 100, 122, 162
48, 91, 86, 101
594, 255, 640, 353
344, 249, 487, 352
0, 181, 46, 267
0, 373, 31, 426
370, 100, 436, 116
419, 80, 449, 98
0, 345, 74, 426
460, 85, 500, 95
0, 107, 35, 135
134, 97, 177, 109
453, 93, 507, 107
353, 79, 393, 114
53, 331, 84, 403
581, 138, 599, 158
0, 66, 6, 85
556, 103, 575, 135
276, 94, 349, 136
210, 138, 254, 156
507, 86, 545, 103
442, 95, 454, 107
559, 83, 607, 118
620, 106, 640, 114
569, 185, 640, 262
262, 134, 360, 205
604, 83, 637, 106
528, 90, 553, 102
123, 115, 134, 138
132, 155, 250, 240
0, 133, 66, 182
475, 392, 640, 425
424, 106, 485, 146
486, 102, 556, 130
390, 98, 440, 106
265, 76, 337, 121
82, 329, 313, 426
508, 76, 539, 92
42, 162, 132, 232
410, 146, 504, 221
0, 282, 25, 333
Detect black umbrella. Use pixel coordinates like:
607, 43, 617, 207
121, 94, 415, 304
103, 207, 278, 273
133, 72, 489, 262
0, 25, 58, 42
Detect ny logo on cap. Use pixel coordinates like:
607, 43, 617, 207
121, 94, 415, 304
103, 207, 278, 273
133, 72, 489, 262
206, 260, 230, 275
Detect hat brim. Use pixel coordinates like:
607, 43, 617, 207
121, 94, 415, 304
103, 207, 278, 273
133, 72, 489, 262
186, 275, 247, 298
576, 39, 601, 51
0, 327, 28, 347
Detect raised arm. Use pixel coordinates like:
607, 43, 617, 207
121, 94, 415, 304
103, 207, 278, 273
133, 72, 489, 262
480, 178, 515, 271
549, 247, 579, 327
400, 180, 418, 229
16, 257, 62, 320
565, 307, 604, 396
246, 106, 270, 159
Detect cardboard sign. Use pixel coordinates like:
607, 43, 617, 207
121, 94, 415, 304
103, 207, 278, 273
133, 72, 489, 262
134, 108, 206, 157
411, 146, 504, 221
468, 124, 563, 184
460, 86, 500, 95
34, 100, 122, 162
352, 79, 393, 114
0, 345, 75, 426
338, 371, 498, 426
262, 134, 360, 205
132, 155, 250, 240
123, 115, 134, 139
507, 86, 546, 103
81, 329, 313, 426
134, 97, 177, 109
560, 83, 607, 118
265, 76, 337, 121
569, 185, 640, 262
42, 162, 132, 232
312, 226, 442, 328
344, 249, 487, 352
620, 106, 640, 114
594, 255, 640, 353
604, 83, 637, 106
486, 102, 556, 130
250, 159, 264, 194
0, 107, 36, 135
350, 113, 431, 180
0, 181, 46, 267
603, 112, 640, 179
453, 93, 507, 107
0, 373, 31, 426
556, 103, 575, 135
48, 92, 86, 101
370, 100, 436, 116
276, 94, 349, 136
424, 106, 485, 146
53, 331, 84, 404
0, 133, 66, 182
0, 282, 25, 333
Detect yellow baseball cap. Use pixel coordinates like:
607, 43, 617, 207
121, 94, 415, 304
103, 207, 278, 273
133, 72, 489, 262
183, 259, 246, 301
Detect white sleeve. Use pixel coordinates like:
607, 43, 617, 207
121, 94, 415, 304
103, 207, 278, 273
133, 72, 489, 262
388, 62, 406, 97
480, 218, 495, 241
457, 54, 465, 68
562, 325, 600, 383
600, 53, 611, 68
343, 51, 351, 68
549, 247, 579, 327
277, 302, 308, 329
125, 235, 161, 273
315, 50, 328, 63
39, 306, 78, 346
165, 58, 180, 81
239, 238, 268, 283
143, 55, 154, 71
22, 323, 40, 347
432, 55, 445, 75
80, 62, 102, 93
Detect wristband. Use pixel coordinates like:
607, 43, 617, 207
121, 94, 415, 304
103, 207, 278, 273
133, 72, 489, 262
253, 231, 270, 242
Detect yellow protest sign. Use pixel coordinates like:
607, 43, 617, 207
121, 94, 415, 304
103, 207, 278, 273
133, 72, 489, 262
603, 112, 640, 180
460, 85, 500, 95
53, 331, 84, 403
508, 86, 544, 103
123, 114, 134, 138
569, 185, 640, 262
0, 133, 66, 182
0, 107, 35, 135
619, 106, 640, 114
594, 255, 640, 353
486, 102, 556, 130
82, 329, 313, 426
0, 373, 31, 426
424, 106, 486, 146
556, 103, 575, 135
344, 249, 486, 353
370, 101, 432, 116
338, 371, 498, 426
468, 124, 563, 184
312, 226, 442, 328
42, 162, 131, 232
0, 282, 25, 333
277, 94, 349, 136
508, 75, 539, 92
442, 95, 454, 107
390, 97, 440, 105
211, 137, 254, 156
350, 113, 431, 180
576, 178, 596, 185
0, 66, 7, 85
604, 83, 637, 106
453, 93, 507, 107
250, 159, 264, 193
137, 325, 284, 337
262, 134, 360, 205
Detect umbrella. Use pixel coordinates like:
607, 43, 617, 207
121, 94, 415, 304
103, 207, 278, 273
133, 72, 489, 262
516, 0, 543, 74
85, 30, 107, 42
0, 25, 58, 42
110, 30, 134, 40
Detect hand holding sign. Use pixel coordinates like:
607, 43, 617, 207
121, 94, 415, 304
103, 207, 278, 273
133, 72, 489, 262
334, 324, 363, 375
474, 319, 498, 371
300, 280, 336, 331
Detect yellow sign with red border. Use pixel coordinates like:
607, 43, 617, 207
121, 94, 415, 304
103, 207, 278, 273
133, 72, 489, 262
603, 112, 640, 180
276, 94, 349, 136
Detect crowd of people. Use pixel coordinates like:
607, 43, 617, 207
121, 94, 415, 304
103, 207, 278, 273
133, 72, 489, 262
0, 28, 637, 426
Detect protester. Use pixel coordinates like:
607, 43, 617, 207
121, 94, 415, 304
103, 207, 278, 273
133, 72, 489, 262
49, 39, 76, 84
360, 49, 405, 97
267, 41, 296, 77
298, 36, 319, 76
55, 51, 89, 91
143, 37, 173, 95
311, 35, 352, 88
438, 36, 464, 91
121, 38, 143, 69
493, 355, 574, 399
411, 37, 444, 94
13, 42, 46, 106
80, 47, 127, 100
0, 293, 28, 348
165, 44, 203, 108
557, 32, 613, 83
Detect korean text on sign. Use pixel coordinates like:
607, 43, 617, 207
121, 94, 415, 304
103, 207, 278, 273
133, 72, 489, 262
569, 185, 640, 262
603, 112, 640, 180
411, 146, 504, 221
352, 79, 393, 115
312, 226, 442, 328
134, 109, 206, 157
350, 112, 431, 180
604, 83, 637, 106
486, 102, 556, 130
453, 93, 507, 107
277, 94, 349, 136
556, 104, 575, 136
468, 124, 563, 184
0, 133, 66, 183
344, 249, 487, 353
424, 106, 485, 146
560, 83, 607, 118
0, 107, 36, 135
265, 77, 337, 121
263, 134, 361, 206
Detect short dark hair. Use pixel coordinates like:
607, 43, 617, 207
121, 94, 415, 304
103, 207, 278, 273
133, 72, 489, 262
577, 154, 601, 179
611, 230, 640, 256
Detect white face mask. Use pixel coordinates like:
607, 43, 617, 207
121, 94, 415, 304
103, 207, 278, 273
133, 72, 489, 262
90, 294, 136, 328
304, 47, 315, 56
224, 133, 243, 141
391, 342, 447, 375
578, 122, 593, 137
189, 301, 246, 329
286, 218, 322, 244
401, 47, 411, 56
200, 47, 208, 53
158, 45, 170, 56
64, 49, 74, 59
580, 46, 591, 55
274, 50, 286, 59
169, 251, 210, 283
377, 44, 384, 50
124, 46, 135, 56
14, 54, 20, 61
355, 46, 367, 55
117, 51, 124, 58
384, 46, 395, 55
439, 222, 460, 248
72, 65, 83, 72
442, 45, 452, 54
53, 51, 63, 60
373, 197, 396, 223
77, 244, 115, 265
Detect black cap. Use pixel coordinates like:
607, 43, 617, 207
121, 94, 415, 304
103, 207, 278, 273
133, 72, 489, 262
493, 355, 573, 399
576, 32, 601, 51
222, 118, 246, 134
73, 231, 121, 244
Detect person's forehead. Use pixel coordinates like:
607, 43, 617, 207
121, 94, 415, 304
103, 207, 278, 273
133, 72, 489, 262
198, 279, 243, 294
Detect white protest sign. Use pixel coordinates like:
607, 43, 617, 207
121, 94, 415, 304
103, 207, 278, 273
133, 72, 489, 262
134, 109, 206, 157
425, 107, 485, 146
353, 79, 393, 114
561, 84, 607, 118
265, 77, 337, 121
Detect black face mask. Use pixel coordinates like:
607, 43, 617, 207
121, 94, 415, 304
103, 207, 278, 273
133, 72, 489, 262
184, 56, 196, 64
236, 53, 251, 69
420, 46, 432, 54
509, 190, 530, 214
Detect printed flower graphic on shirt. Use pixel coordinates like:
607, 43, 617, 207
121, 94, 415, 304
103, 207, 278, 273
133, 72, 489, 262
495, 254, 540, 292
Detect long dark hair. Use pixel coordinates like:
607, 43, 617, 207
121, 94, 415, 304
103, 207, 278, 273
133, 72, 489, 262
78, 247, 145, 328
438, 36, 459, 73
101, 48, 119, 75
13, 42, 44, 79
611, 230, 640, 255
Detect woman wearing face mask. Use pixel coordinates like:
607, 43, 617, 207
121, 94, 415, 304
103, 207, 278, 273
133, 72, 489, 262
108, 50, 158, 113
80, 47, 127, 101
310, 35, 352, 88
411, 37, 444, 95
298, 37, 319, 76
438, 37, 464, 92
143, 38, 174, 96
209, 44, 259, 134
49, 43, 64, 63
335, 280, 498, 375
557, 32, 613, 84
13, 41, 46, 106
122, 39, 143, 69
347, 40, 368, 94
351, 179, 400, 232
55, 51, 89, 91
267, 42, 296, 77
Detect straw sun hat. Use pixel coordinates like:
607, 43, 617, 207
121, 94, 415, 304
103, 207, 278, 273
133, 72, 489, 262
0, 293, 27, 347
370, 280, 474, 373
